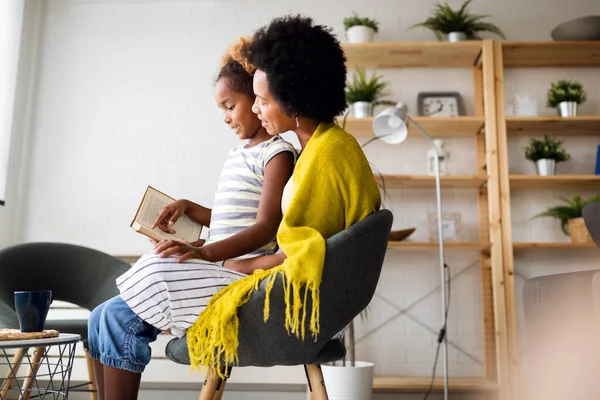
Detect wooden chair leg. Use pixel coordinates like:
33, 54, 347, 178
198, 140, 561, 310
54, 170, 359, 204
198, 367, 231, 400
20, 347, 44, 400
1, 348, 26, 398
304, 364, 328, 400
84, 349, 99, 400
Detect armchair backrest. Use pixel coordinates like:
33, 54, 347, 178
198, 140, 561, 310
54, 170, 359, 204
232, 209, 393, 365
0, 242, 131, 312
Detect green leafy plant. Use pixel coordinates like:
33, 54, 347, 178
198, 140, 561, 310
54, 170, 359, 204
408, 0, 506, 40
345, 67, 393, 105
533, 195, 600, 235
546, 79, 588, 108
524, 135, 571, 163
343, 12, 379, 32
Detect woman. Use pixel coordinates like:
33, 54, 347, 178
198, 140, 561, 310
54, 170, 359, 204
185, 15, 381, 376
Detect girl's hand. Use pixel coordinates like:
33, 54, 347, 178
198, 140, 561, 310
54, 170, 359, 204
151, 200, 189, 234
153, 239, 206, 263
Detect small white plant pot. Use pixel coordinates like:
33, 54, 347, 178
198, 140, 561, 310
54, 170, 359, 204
318, 361, 375, 400
557, 101, 578, 117
535, 159, 556, 176
448, 31, 467, 42
352, 101, 373, 118
347, 26, 376, 43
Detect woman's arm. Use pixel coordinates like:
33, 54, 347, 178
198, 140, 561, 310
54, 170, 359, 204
224, 252, 287, 275
199, 151, 294, 262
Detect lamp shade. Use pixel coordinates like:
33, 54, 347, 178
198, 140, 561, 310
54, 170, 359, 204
372, 102, 409, 144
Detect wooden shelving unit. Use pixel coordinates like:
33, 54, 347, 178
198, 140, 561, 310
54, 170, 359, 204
373, 376, 498, 391
377, 174, 487, 189
513, 242, 597, 249
388, 241, 491, 251
506, 116, 600, 136
341, 41, 483, 69
502, 41, 600, 68
510, 175, 600, 190
494, 40, 600, 400
344, 116, 484, 138
342, 40, 508, 399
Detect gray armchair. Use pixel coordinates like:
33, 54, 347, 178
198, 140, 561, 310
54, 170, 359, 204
0, 242, 131, 399
166, 209, 393, 399
521, 203, 600, 399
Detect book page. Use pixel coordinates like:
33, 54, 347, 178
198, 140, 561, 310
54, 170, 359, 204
133, 187, 202, 243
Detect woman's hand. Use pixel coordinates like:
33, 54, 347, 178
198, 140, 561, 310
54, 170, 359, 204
151, 200, 190, 234
152, 238, 206, 263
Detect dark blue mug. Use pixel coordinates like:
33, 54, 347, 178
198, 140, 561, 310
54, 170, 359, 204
14, 290, 53, 332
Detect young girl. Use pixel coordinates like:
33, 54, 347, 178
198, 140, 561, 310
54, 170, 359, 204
87, 40, 297, 400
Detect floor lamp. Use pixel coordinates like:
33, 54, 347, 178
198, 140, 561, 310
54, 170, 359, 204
372, 102, 449, 400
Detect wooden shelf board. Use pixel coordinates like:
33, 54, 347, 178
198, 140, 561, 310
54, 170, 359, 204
378, 175, 487, 189
345, 116, 485, 138
373, 376, 498, 391
116, 255, 140, 264
388, 242, 491, 251
342, 41, 483, 69
503, 41, 600, 67
514, 242, 597, 249
510, 175, 600, 190
506, 116, 600, 136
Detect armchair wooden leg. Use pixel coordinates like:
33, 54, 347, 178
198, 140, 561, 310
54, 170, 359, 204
304, 364, 328, 400
1, 348, 26, 398
198, 367, 231, 400
84, 349, 99, 400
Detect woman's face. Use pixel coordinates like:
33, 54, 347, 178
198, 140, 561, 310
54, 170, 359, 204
252, 69, 295, 135
214, 78, 261, 140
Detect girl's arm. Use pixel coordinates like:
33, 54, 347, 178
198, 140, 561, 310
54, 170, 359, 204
184, 201, 212, 227
197, 151, 294, 262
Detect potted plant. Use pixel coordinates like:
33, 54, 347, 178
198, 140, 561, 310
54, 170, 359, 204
408, 0, 506, 42
344, 12, 379, 43
546, 79, 587, 117
345, 67, 393, 118
533, 195, 599, 243
524, 135, 571, 176
321, 311, 375, 400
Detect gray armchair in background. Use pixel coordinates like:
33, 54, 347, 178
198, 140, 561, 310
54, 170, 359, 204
0, 242, 131, 400
521, 203, 600, 399
166, 209, 393, 399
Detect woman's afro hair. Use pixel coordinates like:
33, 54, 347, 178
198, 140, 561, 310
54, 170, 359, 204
241, 15, 348, 123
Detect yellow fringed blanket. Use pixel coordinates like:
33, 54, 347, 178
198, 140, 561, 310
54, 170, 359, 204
186, 122, 381, 376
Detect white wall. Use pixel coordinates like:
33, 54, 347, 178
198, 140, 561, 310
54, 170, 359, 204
6, 0, 600, 387
0, 0, 25, 242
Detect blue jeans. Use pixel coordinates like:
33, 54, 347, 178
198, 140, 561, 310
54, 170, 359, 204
88, 295, 161, 373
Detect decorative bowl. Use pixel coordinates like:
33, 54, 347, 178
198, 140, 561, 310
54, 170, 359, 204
389, 228, 416, 241
551, 16, 600, 41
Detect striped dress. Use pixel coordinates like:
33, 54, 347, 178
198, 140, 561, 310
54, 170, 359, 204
116, 136, 297, 338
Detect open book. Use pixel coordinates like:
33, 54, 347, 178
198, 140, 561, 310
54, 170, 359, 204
130, 186, 203, 243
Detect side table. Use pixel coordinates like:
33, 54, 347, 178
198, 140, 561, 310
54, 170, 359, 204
0, 333, 80, 399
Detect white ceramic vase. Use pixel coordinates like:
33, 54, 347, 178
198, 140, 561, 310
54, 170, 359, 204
347, 26, 375, 43
352, 102, 373, 118
316, 361, 374, 400
536, 159, 556, 176
448, 31, 467, 42
557, 101, 578, 117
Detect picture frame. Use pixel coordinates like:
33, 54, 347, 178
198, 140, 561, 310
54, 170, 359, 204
428, 212, 462, 242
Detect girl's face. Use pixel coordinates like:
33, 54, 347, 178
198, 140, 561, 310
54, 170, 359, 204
214, 78, 261, 140
251, 69, 296, 135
